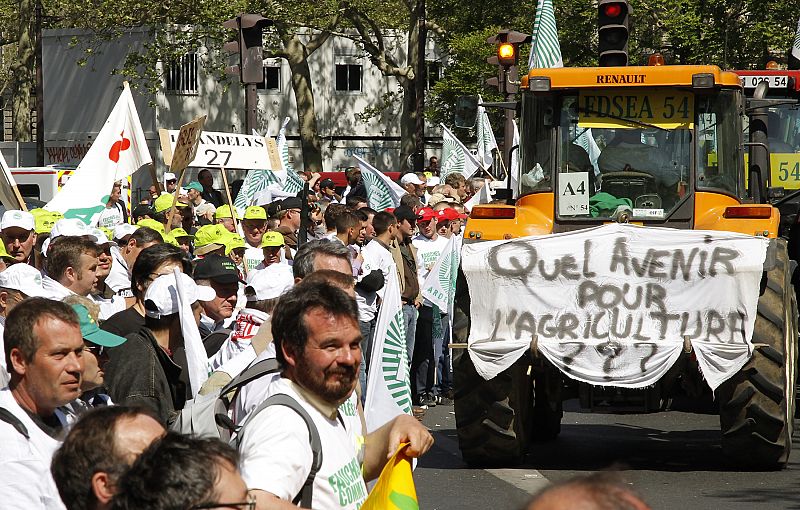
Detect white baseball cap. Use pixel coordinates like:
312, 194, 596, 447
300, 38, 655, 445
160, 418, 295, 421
426, 176, 440, 187
144, 272, 216, 319
49, 218, 100, 241
245, 264, 294, 301
0, 210, 35, 232
113, 223, 138, 241
164, 172, 177, 182
400, 173, 425, 186
90, 228, 118, 248
0, 263, 46, 297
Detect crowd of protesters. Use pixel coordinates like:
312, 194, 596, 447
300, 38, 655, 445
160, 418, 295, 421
0, 164, 636, 510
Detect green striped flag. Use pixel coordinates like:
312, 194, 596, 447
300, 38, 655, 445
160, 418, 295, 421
475, 95, 498, 171
791, 18, 800, 70
365, 268, 411, 431
440, 124, 482, 180
234, 168, 280, 209
529, 0, 563, 69
354, 155, 405, 211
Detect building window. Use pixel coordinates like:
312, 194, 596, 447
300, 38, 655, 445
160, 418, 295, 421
335, 63, 362, 92
257, 65, 281, 92
165, 52, 199, 95
427, 61, 442, 90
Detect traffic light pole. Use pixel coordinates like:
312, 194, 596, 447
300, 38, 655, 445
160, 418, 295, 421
245, 83, 258, 134
503, 66, 517, 172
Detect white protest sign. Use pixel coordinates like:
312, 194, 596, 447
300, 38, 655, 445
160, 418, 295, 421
462, 223, 769, 390
557, 172, 589, 216
159, 128, 270, 170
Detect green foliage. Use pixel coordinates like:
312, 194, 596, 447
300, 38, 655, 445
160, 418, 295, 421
427, 27, 504, 131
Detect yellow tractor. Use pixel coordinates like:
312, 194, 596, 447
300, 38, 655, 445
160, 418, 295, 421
454, 32, 798, 468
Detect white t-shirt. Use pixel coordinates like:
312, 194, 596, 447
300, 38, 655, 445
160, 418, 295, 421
243, 246, 264, 273
237, 378, 366, 509
0, 388, 65, 509
246, 259, 294, 285
105, 246, 132, 298
412, 234, 449, 287
355, 240, 395, 323
412, 234, 449, 307
96, 206, 124, 228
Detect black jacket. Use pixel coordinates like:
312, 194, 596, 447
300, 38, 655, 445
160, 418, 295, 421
105, 327, 187, 425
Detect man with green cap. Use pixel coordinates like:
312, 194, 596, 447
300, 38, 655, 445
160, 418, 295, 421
58, 302, 127, 423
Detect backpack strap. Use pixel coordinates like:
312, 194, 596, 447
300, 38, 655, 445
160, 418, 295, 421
239, 393, 323, 509
0, 407, 29, 439
219, 358, 280, 407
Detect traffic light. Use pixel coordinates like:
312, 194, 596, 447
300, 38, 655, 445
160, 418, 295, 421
222, 14, 273, 84
598, 0, 630, 67
486, 30, 530, 93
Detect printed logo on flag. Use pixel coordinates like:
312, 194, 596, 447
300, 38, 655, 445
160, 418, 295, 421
362, 170, 395, 212
235, 169, 280, 209
283, 170, 304, 194
440, 137, 464, 179
381, 310, 411, 414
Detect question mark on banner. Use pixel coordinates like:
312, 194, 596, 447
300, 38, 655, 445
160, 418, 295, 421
634, 342, 658, 373
561, 342, 587, 372
597, 340, 624, 380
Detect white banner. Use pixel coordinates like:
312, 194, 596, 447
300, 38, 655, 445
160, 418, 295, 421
365, 267, 411, 432
164, 130, 270, 170
46, 83, 151, 224
462, 224, 769, 390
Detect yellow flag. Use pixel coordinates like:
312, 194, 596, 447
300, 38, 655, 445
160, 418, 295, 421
361, 443, 419, 510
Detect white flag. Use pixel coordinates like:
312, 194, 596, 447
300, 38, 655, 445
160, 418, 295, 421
440, 124, 482, 180
791, 18, 800, 70
575, 127, 601, 176
509, 120, 520, 197
529, 0, 563, 69
464, 178, 493, 211
365, 267, 411, 432
421, 235, 461, 312
173, 269, 210, 397
475, 96, 498, 170
46, 83, 151, 225
354, 155, 405, 211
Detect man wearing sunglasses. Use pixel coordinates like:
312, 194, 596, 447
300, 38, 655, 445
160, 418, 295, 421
58, 303, 127, 423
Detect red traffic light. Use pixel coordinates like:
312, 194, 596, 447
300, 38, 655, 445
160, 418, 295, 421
603, 3, 622, 17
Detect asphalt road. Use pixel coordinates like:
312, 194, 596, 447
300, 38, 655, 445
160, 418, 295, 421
415, 396, 800, 510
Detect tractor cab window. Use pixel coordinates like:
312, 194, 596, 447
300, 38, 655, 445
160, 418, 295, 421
552, 88, 693, 219
696, 90, 743, 197
519, 94, 555, 193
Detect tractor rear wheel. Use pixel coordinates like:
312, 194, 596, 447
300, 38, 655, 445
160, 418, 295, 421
717, 240, 797, 468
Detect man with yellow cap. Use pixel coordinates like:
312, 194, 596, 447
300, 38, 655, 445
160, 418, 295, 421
245, 231, 293, 284
240, 206, 271, 272
152, 193, 188, 230
215, 204, 240, 233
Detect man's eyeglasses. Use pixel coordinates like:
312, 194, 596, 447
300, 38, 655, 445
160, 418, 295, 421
84, 343, 105, 357
192, 494, 256, 510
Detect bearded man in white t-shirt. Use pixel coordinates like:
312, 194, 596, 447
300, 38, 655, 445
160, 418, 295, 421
237, 280, 433, 510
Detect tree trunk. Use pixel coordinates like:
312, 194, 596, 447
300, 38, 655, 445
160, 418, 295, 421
11, 0, 35, 141
281, 34, 324, 172
400, 17, 420, 173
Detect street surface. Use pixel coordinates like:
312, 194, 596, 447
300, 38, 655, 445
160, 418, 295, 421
415, 396, 800, 510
